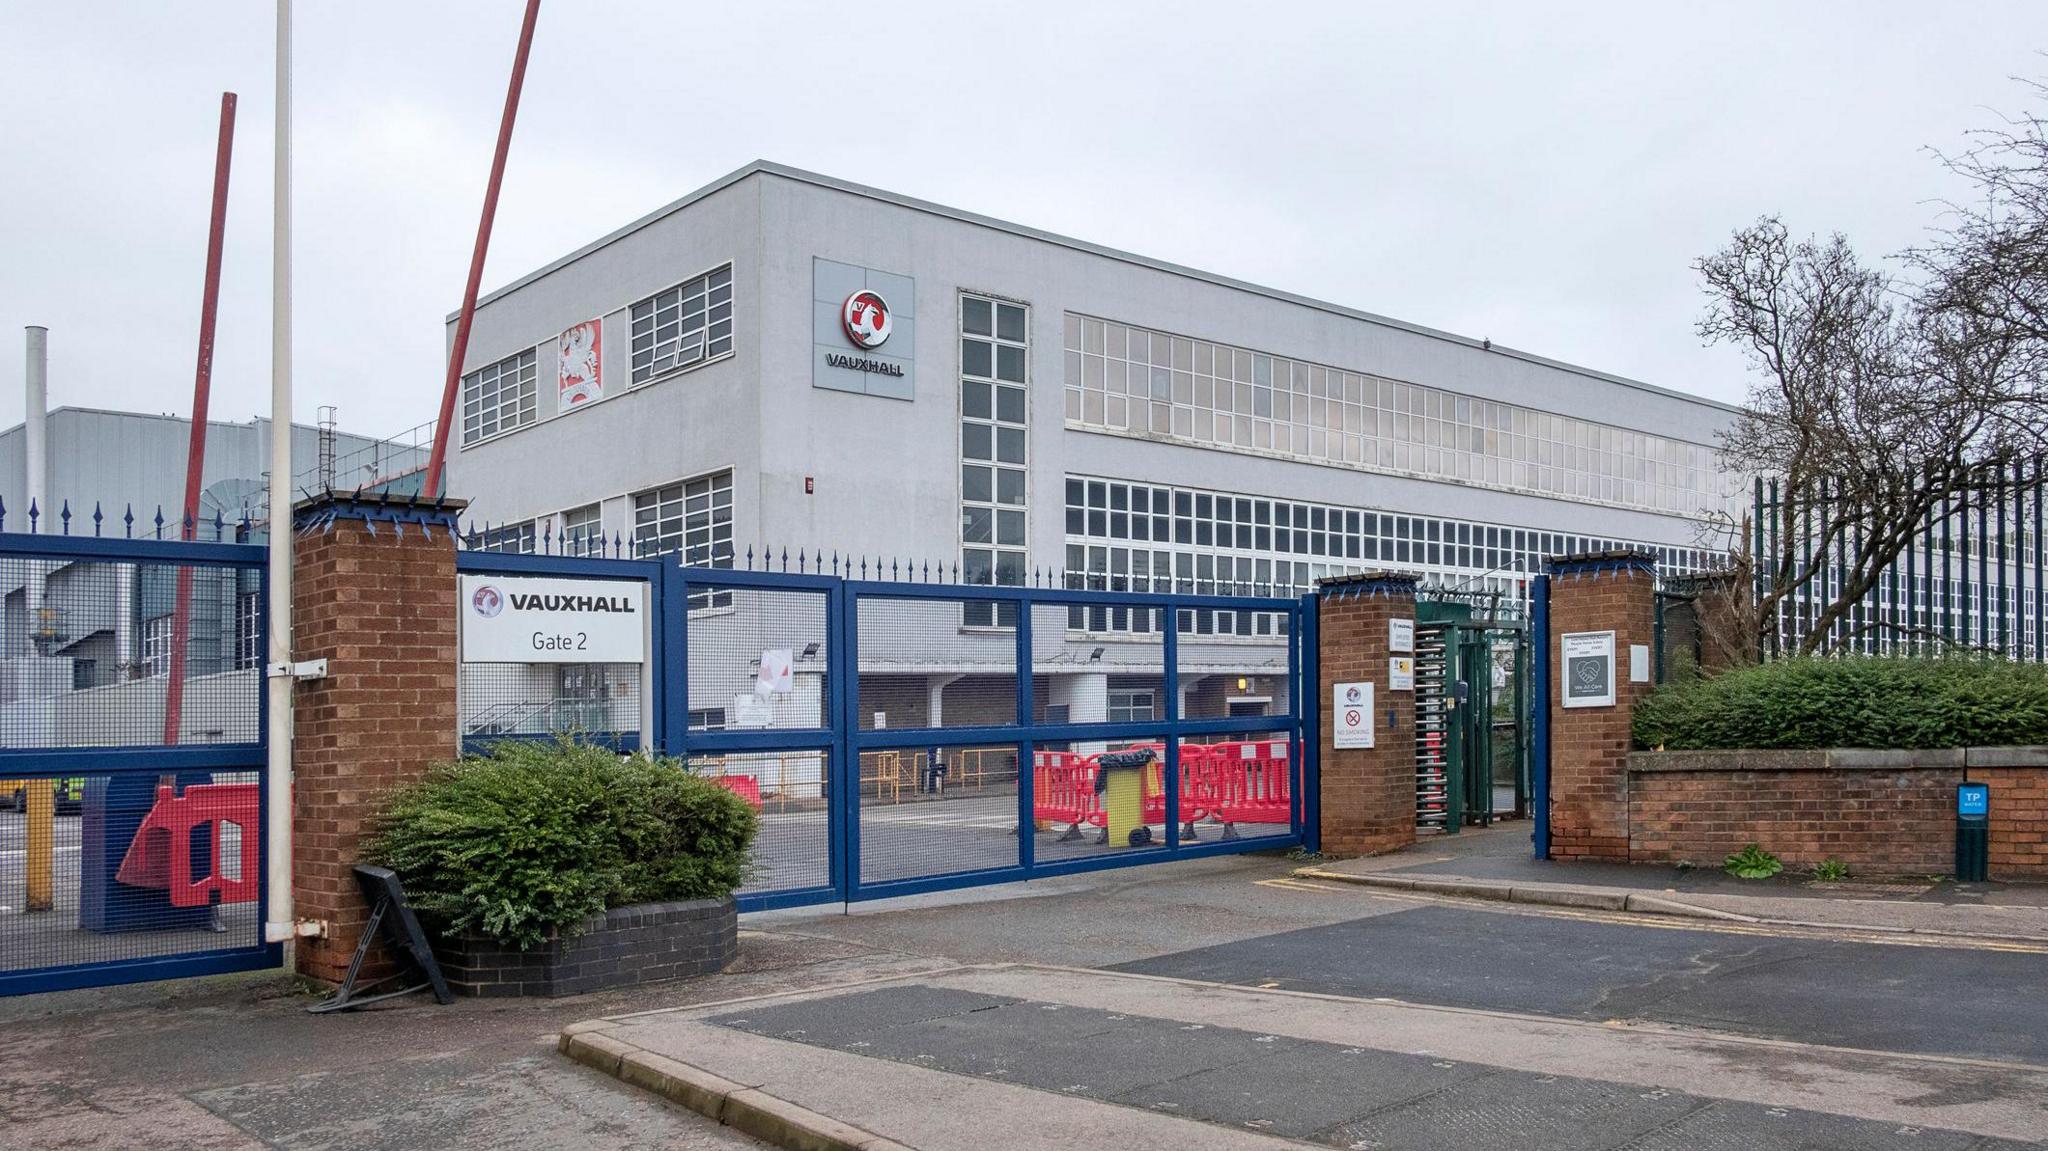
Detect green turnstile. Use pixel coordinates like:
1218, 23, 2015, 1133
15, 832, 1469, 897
1415, 601, 1525, 832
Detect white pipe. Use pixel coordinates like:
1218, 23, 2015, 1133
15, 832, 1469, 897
24, 326, 47, 649
263, 0, 295, 947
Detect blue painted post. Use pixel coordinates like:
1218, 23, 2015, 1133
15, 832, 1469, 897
1300, 591, 1321, 854
1015, 589, 1036, 872
1162, 591, 1181, 852
1530, 573, 1552, 861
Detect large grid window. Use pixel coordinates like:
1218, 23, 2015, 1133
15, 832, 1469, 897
961, 294, 1029, 628
461, 348, 539, 446
631, 265, 735, 384
633, 472, 733, 566
1063, 314, 1726, 517
1063, 472, 1716, 636
562, 503, 604, 557
476, 520, 536, 554
635, 473, 734, 609
234, 590, 261, 670
141, 614, 172, 678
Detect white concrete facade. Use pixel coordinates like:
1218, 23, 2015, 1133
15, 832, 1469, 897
445, 162, 1740, 585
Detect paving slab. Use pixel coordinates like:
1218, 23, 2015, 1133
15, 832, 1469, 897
578, 964, 2048, 1147
1114, 902, 2048, 1063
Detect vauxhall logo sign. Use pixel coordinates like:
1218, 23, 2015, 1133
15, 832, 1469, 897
826, 289, 906, 377
459, 574, 647, 664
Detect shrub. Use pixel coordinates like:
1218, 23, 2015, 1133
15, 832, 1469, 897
1633, 655, 2048, 750
1812, 858, 1851, 882
1725, 843, 1783, 880
364, 740, 757, 950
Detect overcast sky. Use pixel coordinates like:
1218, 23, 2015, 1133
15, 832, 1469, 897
5, 2, 2047, 437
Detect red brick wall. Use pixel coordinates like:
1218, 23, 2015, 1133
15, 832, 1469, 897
1623, 755, 2048, 879
1316, 582, 1417, 857
1977, 766, 2048, 877
292, 509, 459, 983
1547, 559, 1655, 861
1628, 761, 1958, 875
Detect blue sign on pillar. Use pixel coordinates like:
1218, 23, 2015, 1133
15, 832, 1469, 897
1958, 783, 1990, 820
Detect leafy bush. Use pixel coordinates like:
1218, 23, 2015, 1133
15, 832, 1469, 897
1633, 656, 2048, 750
1812, 858, 1851, 882
365, 740, 757, 950
1725, 843, 1783, 880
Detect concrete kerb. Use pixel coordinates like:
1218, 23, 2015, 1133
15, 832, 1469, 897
1295, 865, 2048, 943
560, 1027, 911, 1151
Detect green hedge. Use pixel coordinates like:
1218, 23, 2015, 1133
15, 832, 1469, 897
365, 740, 757, 950
1633, 656, 2048, 751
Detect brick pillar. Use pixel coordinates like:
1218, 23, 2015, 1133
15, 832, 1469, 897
1546, 550, 1656, 861
292, 493, 464, 982
1315, 572, 1419, 857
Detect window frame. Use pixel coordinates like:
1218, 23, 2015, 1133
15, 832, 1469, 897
628, 261, 737, 389
459, 345, 542, 448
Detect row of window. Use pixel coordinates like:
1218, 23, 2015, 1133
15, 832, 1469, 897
1063, 314, 1724, 517
471, 470, 734, 570
461, 264, 735, 447
1065, 476, 1717, 582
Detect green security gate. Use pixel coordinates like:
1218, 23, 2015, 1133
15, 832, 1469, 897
1413, 592, 1529, 832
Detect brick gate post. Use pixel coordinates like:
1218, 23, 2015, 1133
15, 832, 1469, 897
1545, 550, 1656, 861
1314, 573, 1420, 857
291, 492, 465, 982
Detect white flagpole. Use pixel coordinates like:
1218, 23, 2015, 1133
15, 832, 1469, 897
264, 0, 296, 947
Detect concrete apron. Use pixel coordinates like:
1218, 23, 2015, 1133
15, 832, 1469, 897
1294, 865, 2048, 946
559, 963, 2048, 1149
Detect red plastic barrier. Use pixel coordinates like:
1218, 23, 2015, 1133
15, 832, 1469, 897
116, 782, 259, 908
1032, 751, 1094, 828
1209, 739, 1293, 831
710, 774, 763, 810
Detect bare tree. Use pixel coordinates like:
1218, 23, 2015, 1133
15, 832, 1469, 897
1696, 216, 2045, 656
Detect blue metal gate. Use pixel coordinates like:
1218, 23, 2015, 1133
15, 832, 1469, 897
0, 527, 279, 995
683, 567, 1313, 909
455, 546, 1314, 911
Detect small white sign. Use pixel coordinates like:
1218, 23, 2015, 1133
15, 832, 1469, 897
1629, 644, 1651, 684
459, 575, 646, 664
731, 694, 775, 728
1389, 657, 1415, 691
756, 648, 794, 696
1332, 681, 1375, 749
1389, 618, 1415, 654
1561, 630, 1617, 708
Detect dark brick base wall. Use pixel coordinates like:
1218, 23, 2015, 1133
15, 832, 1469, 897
437, 897, 737, 998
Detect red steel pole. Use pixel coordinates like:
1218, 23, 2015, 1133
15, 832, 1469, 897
165, 92, 237, 745
421, 0, 542, 499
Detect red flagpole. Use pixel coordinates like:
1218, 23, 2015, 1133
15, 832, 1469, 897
421, 0, 542, 499
165, 92, 237, 745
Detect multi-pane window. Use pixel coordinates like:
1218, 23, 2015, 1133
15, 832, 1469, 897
1062, 314, 1726, 517
1107, 689, 1155, 723
562, 503, 604, 557
234, 591, 261, 670
631, 265, 735, 384
687, 708, 727, 731
1062, 473, 1715, 636
961, 294, 1029, 628
475, 520, 536, 554
141, 614, 173, 678
633, 471, 733, 566
461, 348, 539, 445
635, 472, 734, 609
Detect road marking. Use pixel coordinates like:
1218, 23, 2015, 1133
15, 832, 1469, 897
1254, 878, 1348, 894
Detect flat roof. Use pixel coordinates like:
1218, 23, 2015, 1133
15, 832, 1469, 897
458, 160, 1741, 416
